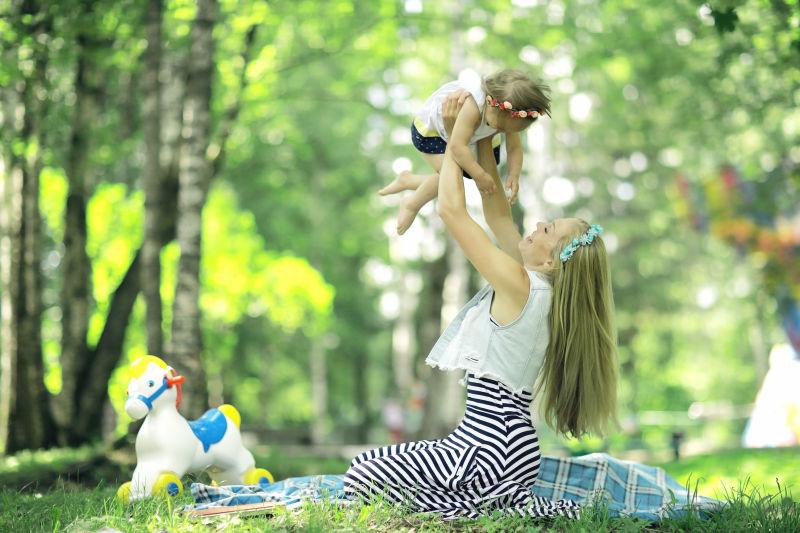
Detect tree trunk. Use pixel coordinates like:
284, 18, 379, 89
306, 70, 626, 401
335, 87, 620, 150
0, 173, 15, 452
8, 104, 56, 452
142, 0, 164, 355
169, 0, 217, 418
413, 253, 447, 440
418, 240, 469, 438
309, 336, 328, 444
1, 2, 58, 449
56, 27, 96, 440
70, 14, 255, 442
353, 348, 369, 442
392, 271, 419, 398
0, 36, 20, 456
0, 133, 23, 453
306, 132, 330, 444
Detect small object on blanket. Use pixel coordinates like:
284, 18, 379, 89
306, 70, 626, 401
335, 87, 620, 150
184, 501, 286, 518
186, 454, 720, 522
115, 355, 274, 503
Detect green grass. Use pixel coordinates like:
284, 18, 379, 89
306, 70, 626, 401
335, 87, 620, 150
657, 447, 800, 500
2, 481, 798, 533
1, 446, 798, 532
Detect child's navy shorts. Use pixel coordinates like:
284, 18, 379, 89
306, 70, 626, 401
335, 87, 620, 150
411, 122, 500, 180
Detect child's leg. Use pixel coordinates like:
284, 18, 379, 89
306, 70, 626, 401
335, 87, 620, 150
379, 147, 446, 196
396, 173, 438, 235
393, 153, 445, 235
378, 170, 428, 196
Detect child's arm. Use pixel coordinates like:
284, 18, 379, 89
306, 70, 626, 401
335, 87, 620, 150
476, 138, 524, 264
448, 98, 497, 195
505, 132, 523, 205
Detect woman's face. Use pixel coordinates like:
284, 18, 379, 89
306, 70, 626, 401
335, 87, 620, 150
518, 218, 583, 271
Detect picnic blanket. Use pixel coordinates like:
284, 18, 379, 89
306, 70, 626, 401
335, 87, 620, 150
187, 453, 720, 521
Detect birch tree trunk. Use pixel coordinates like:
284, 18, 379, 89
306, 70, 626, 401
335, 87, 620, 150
142, 0, 164, 355
74, 14, 254, 439
0, 24, 19, 455
169, 0, 217, 418
1, 0, 57, 451
0, 179, 14, 451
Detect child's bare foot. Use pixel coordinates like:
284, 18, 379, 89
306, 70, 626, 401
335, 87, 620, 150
396, 197, 421, 235
379, 170, 416, 196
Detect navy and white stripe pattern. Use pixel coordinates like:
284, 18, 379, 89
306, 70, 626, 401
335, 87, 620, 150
343, 374, 581, 519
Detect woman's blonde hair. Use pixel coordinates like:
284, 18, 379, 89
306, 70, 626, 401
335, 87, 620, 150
482, 69, 552, 118
535, 220, 619, 438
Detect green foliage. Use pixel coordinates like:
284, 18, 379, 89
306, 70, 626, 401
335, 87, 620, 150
104, 184, 334, 433
3, 0, 798, 452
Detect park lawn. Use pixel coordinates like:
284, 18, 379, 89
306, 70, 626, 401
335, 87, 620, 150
657, 446, 800, 500
0, 446, 798, 532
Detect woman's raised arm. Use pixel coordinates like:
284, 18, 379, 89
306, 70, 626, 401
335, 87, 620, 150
475, 138, 524, 264
437, 127, 528, 303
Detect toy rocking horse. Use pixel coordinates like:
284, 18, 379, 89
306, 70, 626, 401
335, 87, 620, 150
116, 355, 274, 502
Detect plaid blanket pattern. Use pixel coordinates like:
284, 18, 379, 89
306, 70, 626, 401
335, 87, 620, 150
531, 453, 719, 519
188, 453, 719, 521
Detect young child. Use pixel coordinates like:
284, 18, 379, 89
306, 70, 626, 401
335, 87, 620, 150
379, 69, 551, 235
346, 139, 618, 519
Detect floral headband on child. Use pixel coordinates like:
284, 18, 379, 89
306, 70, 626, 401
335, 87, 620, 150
560, 224, 603, 262
485, 95, 541, 118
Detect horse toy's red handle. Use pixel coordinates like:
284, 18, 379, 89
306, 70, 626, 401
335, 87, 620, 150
166, 375, 185, 387
166, 374, 185, 408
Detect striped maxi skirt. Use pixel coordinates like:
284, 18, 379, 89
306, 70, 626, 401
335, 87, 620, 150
343, 373, 581, 519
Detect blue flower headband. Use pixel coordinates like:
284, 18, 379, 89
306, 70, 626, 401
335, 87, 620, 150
559, 224, 603, 263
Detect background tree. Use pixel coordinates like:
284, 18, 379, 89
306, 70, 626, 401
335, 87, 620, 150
169, 0, 218, 418
0, 0, 796, 456
142, 0, 165, 356
0, 0, 58, 453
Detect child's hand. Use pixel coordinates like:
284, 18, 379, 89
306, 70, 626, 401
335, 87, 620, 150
506, 174, 520, 205
442, 90, 470, 137
474, 171, 497, 196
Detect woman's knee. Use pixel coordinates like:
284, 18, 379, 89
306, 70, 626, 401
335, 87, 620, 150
343, 462, 377, 497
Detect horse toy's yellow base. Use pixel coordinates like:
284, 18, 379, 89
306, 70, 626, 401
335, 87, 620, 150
116, 467, 275, 503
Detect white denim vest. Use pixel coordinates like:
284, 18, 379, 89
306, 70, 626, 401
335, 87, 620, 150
425, 269, 551, 395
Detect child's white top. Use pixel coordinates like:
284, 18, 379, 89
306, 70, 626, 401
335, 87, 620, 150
425, 269, 551, 395
414, 77, 498, 144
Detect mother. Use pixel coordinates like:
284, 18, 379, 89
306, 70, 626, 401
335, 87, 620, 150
344, 91, 618, 519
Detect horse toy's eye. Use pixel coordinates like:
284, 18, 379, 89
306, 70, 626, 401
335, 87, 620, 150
148, 380, 155, 387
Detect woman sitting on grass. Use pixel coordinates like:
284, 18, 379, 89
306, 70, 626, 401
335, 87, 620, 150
344, 94, 618, 519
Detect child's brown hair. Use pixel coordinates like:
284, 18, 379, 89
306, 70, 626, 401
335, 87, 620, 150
482, 69, 552, 119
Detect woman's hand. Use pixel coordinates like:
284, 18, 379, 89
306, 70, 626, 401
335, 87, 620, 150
442, 89, 470, 137
474, 170, 498, 196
